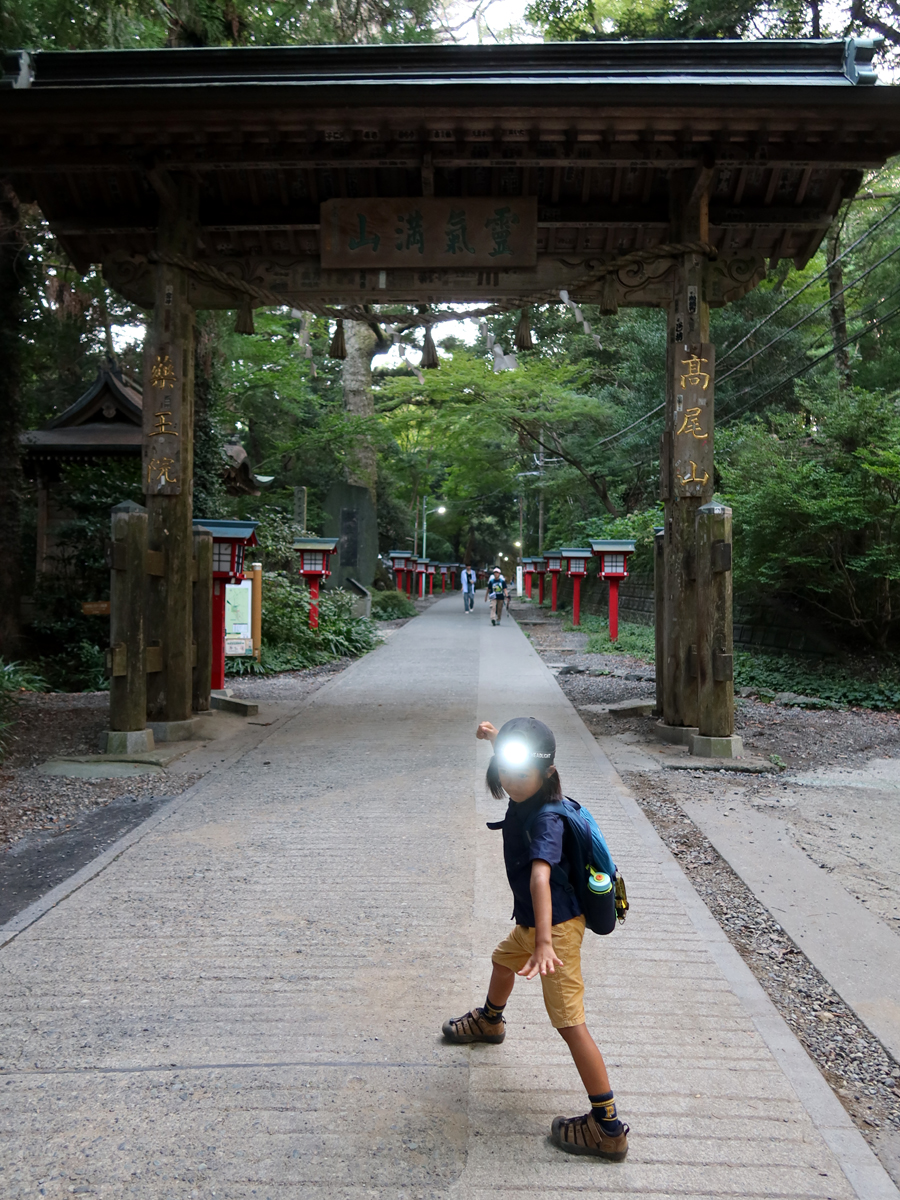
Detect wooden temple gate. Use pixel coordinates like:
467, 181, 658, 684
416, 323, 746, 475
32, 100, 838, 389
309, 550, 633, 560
3, 38, 900, 750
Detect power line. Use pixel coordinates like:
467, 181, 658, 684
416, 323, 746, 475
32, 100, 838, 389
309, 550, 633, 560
721, 274, 900, 414
717, 198, 900, 365
717, 240, 900, 384
590, 403, 665, 449
720, 300, 900, 426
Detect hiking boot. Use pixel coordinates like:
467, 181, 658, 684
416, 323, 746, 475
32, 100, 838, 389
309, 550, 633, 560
550, 1113, 629, 1160
442, 1007, 506, 1044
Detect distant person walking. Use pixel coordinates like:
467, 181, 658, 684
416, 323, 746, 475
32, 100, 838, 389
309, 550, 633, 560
461, 564, 477, 613
485, 567, 508, 626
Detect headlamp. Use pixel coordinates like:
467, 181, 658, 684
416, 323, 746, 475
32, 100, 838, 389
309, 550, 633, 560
498, 739, 530, 766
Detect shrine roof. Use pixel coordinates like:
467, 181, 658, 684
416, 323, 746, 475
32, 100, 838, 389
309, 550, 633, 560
0, 39, 885, 93
45, 366, 142, 429
20, 424, 142, 457
3, 39, 900, 310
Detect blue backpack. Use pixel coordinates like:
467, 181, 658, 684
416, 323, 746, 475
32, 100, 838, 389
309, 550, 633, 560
523, 797, 628, 936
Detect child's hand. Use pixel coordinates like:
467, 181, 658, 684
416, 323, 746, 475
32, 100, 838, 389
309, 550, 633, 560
518, 942, 564, 981
476, 722, 498, 744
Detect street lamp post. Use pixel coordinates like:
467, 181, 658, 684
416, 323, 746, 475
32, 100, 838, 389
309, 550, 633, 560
421, 498, 446, 597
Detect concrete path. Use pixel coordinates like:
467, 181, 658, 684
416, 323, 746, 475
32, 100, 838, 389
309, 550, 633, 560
0, 597, 896, 1199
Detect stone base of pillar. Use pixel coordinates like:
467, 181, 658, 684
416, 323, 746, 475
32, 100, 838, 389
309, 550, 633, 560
101, 729, 155, 754
147, 717, 203, 743
653, 721, 699, 746
690, 734, 744, 759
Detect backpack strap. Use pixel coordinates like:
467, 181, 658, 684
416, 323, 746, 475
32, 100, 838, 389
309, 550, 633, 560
485, 820, 505, 831
521, 802, 575, 895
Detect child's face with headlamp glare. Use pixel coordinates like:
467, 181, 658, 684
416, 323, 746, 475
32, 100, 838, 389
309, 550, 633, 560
496, 738, 553, 803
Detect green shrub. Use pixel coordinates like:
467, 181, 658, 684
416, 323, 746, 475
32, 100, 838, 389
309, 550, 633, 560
370, 589, 418, 620
226, 572, 379, 675
37, 641, 109, 693
0, 659, 47, 760
580, 615, 900, 711
582, 618, 656, 659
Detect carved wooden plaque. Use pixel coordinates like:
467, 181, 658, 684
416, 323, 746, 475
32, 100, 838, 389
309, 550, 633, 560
320, 197, 537, 269
143, 342, 183, 496
672, 341, 714, 499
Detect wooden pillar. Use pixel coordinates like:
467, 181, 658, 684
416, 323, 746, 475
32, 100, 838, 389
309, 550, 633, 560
192, 527, 213, 713
142, 174, 198, 723
696, 503, 735, 739
35, 472, 49, 577
108, 500, 147, 734
660, 171, 714, 730
653, 528, 665, 718
249, 561, 263, 660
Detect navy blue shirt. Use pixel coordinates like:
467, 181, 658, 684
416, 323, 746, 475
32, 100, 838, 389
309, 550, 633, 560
497, 793, 583, 927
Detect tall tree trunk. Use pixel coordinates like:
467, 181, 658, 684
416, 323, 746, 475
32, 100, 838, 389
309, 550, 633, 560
826, 224, 852, 391
0, 183, 28, 657
341, 320, 379, 501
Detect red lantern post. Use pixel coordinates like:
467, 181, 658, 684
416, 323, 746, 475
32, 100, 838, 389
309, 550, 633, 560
544, 552, 562, 613
390, 550, 410, 593
195, 519, 259, 691
522, 558, 534, 599
533, 556, 546, 605
590, 539, 635, 642
439, 563, 449, 593
294, 536, 338, 629
406, 556, 417, 598
427, 561, 436, 595
561, 548, 591, 627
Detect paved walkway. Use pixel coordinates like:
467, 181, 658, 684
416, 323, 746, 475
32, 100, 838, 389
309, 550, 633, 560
1, 597, 896, 1199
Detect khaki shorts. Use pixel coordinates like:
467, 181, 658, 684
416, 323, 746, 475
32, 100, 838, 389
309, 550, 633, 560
491, 915, 586, 1028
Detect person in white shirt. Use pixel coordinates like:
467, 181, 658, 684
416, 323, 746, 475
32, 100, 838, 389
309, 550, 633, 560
461, 565, 477, 612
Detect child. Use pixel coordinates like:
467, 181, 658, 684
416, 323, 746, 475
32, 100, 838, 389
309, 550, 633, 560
442, 716, 628, 1160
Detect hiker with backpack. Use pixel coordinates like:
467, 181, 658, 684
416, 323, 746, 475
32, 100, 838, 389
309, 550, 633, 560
442, 716, 629, 1160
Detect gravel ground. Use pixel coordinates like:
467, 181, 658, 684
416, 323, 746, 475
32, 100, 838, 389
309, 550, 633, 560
0, 660, 351, 853
517, 602, 900, 1169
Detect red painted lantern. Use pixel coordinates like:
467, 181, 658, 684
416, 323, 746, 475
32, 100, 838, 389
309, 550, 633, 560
590, 539, 635, 641
390, 549, 411, 593
533, 556, 547, 606
427, 560, 436, 595
522, 557, 535, 599
561, 548, 591, 627
194, 518, 259, 692
294, 536, 338, 629
544, 551, 563, 613
439, 562, 449, 593
405, 555, 418, 598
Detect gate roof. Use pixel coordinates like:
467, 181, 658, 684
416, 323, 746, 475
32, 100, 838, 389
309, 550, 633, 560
3, 39, 900, 310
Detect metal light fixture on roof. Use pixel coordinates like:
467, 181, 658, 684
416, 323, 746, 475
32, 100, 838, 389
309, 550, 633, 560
561, 547, 592, 627
590, 539, 636, 642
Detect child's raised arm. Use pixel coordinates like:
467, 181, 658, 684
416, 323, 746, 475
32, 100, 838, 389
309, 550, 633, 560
476, 722, 498, 744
